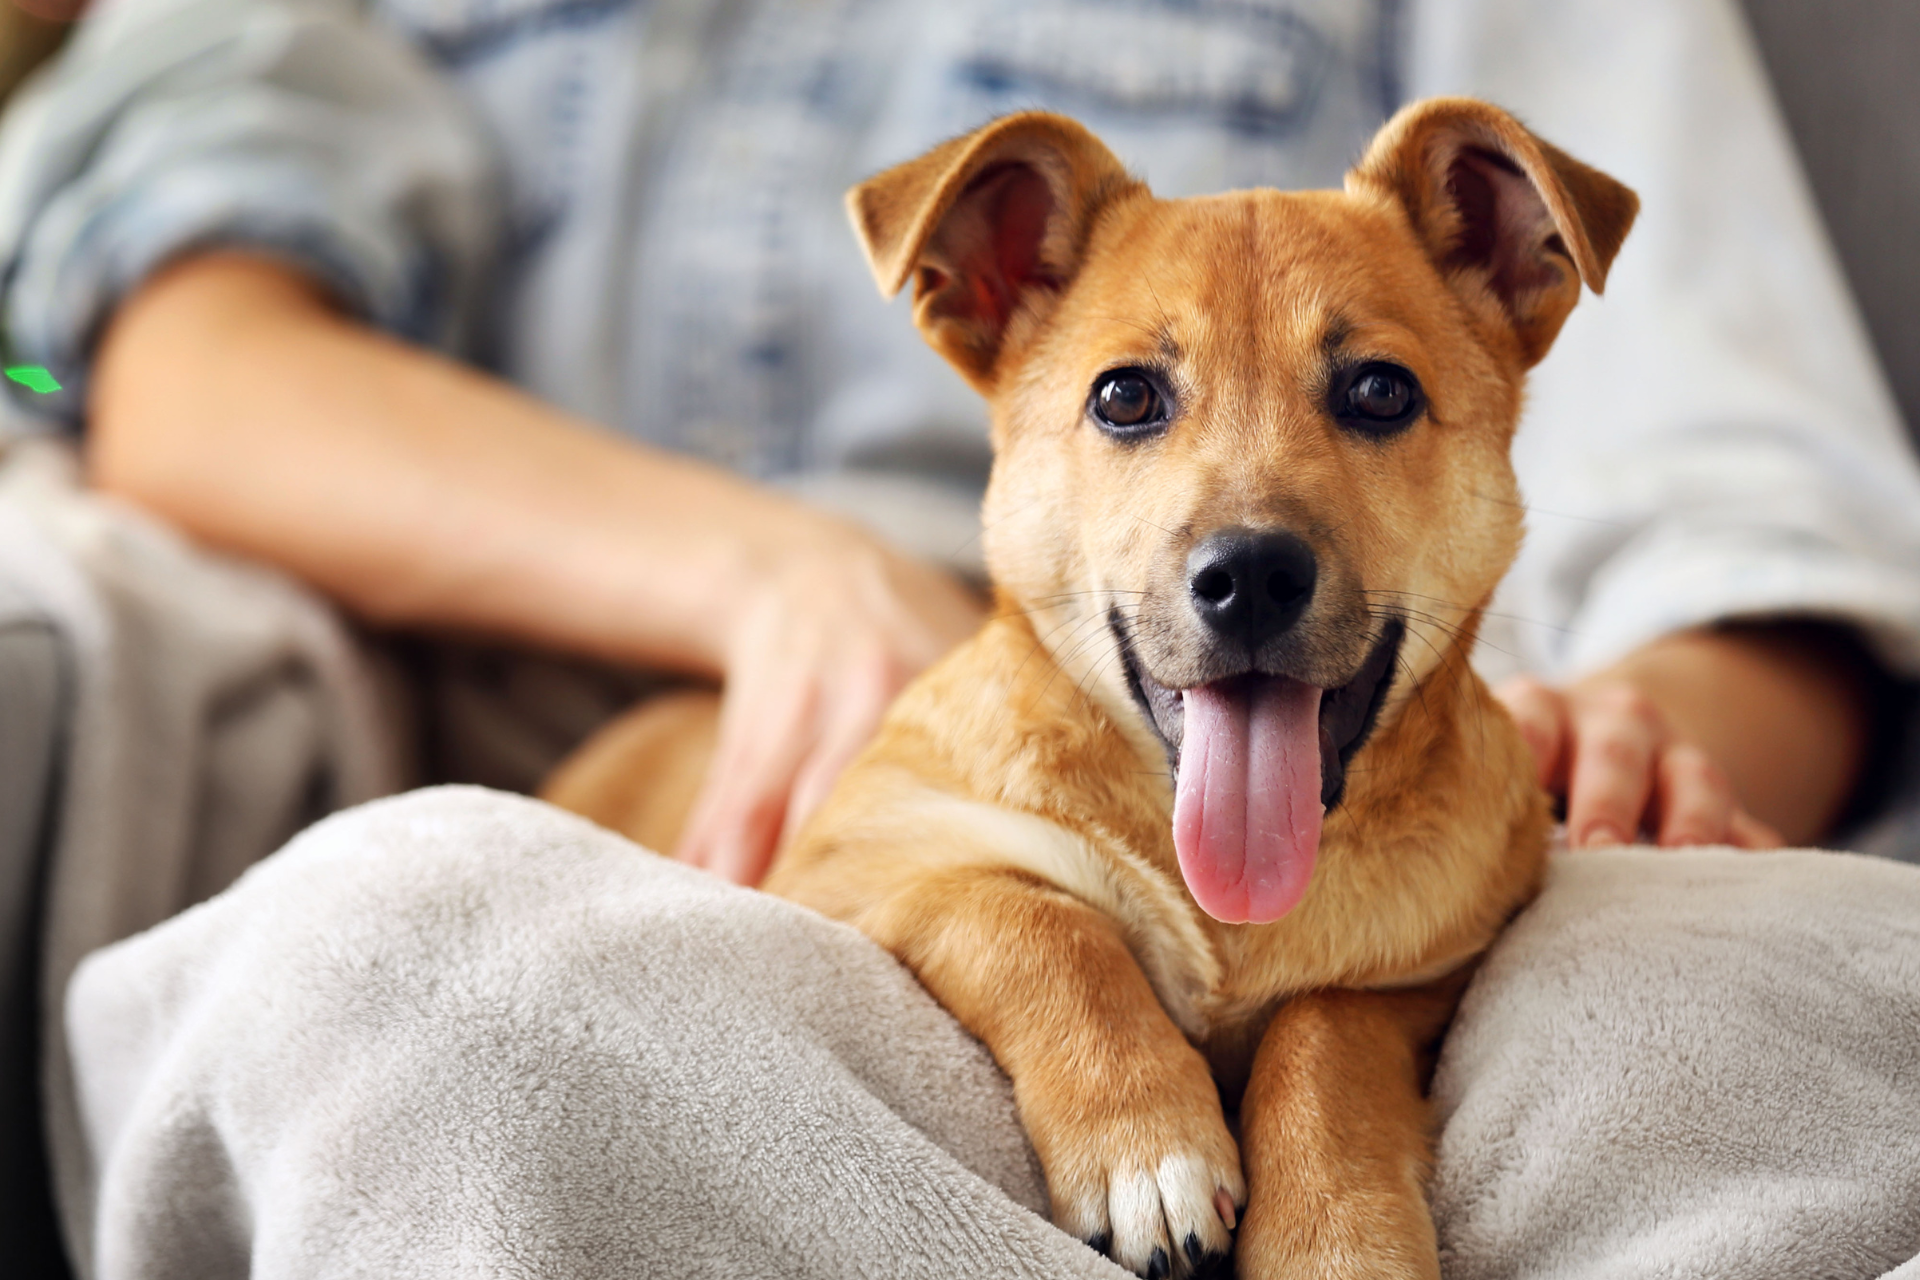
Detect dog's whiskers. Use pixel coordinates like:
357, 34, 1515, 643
1470, 488, 1630, 528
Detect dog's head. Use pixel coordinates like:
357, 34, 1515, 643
848, 101, 1636, 924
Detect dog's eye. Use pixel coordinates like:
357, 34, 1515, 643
1090, 369, 1169, 438
1333, 363, 1423, 435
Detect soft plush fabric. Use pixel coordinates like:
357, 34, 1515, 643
0, 436, 406, 1273
61, 785, 1920, 1279
67, 787, 1105, 1280
1431, 846, 1920, 1278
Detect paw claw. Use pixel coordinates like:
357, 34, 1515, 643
1147, 1247, 1170, 1280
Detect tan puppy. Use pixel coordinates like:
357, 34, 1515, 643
548, 98, 1635, 1278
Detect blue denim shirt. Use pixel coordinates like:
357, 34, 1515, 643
0, 0, 1400, 479
6, 0, 1920, 681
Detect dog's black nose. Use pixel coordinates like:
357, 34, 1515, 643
1187, 529, 1317, 647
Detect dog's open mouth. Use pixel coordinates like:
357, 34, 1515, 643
1113, 612, 1404, 924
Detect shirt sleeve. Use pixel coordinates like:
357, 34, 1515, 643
1410, 0, 1920, 681
0, 0, 502, 425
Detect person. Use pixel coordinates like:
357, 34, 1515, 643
3, 2, 1916, 874
13, 0, 1918, 891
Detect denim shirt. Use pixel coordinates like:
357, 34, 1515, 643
5, 0, 1920, 681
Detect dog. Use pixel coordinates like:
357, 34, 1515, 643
546, 97, 1636, 1277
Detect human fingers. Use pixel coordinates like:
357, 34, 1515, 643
1493, 675, 1571, 789
1648, 741, 1737, 847
780, 646, 905, 848
1563, 685, 1666, 848
755, 544, 981, 848
1728, 807, 1786, 851
678, 528, 984, 884
674, 629, 820, 886
677, 595, 958, 885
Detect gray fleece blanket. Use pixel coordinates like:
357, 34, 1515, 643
0, 435, 406, 1270
63, 786, 1920, 1279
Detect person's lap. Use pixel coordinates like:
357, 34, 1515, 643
61, 787, 1920, 1280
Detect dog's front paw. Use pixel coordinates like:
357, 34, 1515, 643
1023, 1054, 1244, 1278
1054, 1136, 1243, 1278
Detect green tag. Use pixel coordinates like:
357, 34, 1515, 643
5, 366, 61, 394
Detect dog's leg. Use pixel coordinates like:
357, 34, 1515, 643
1234, 982, 1463, 1280
855, 867, 1244, 1279
540, 689, 721, 852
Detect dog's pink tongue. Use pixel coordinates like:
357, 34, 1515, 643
1173, 679, 1324, 924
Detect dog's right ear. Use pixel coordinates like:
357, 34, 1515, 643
848, 112, 1140, 389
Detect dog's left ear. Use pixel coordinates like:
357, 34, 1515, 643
1348, 97, 1639, 368
847, 112, 1141, 389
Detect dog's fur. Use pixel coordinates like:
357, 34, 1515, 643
546, 99, 1636, 1277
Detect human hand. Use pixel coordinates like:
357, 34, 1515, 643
673, 522, 986, 885
1495, 673, 1783, 850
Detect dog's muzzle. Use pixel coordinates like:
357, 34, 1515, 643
1113, 611, 1404, 813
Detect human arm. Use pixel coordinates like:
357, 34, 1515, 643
91, 251, 983, 881
3, 0, 981, 884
